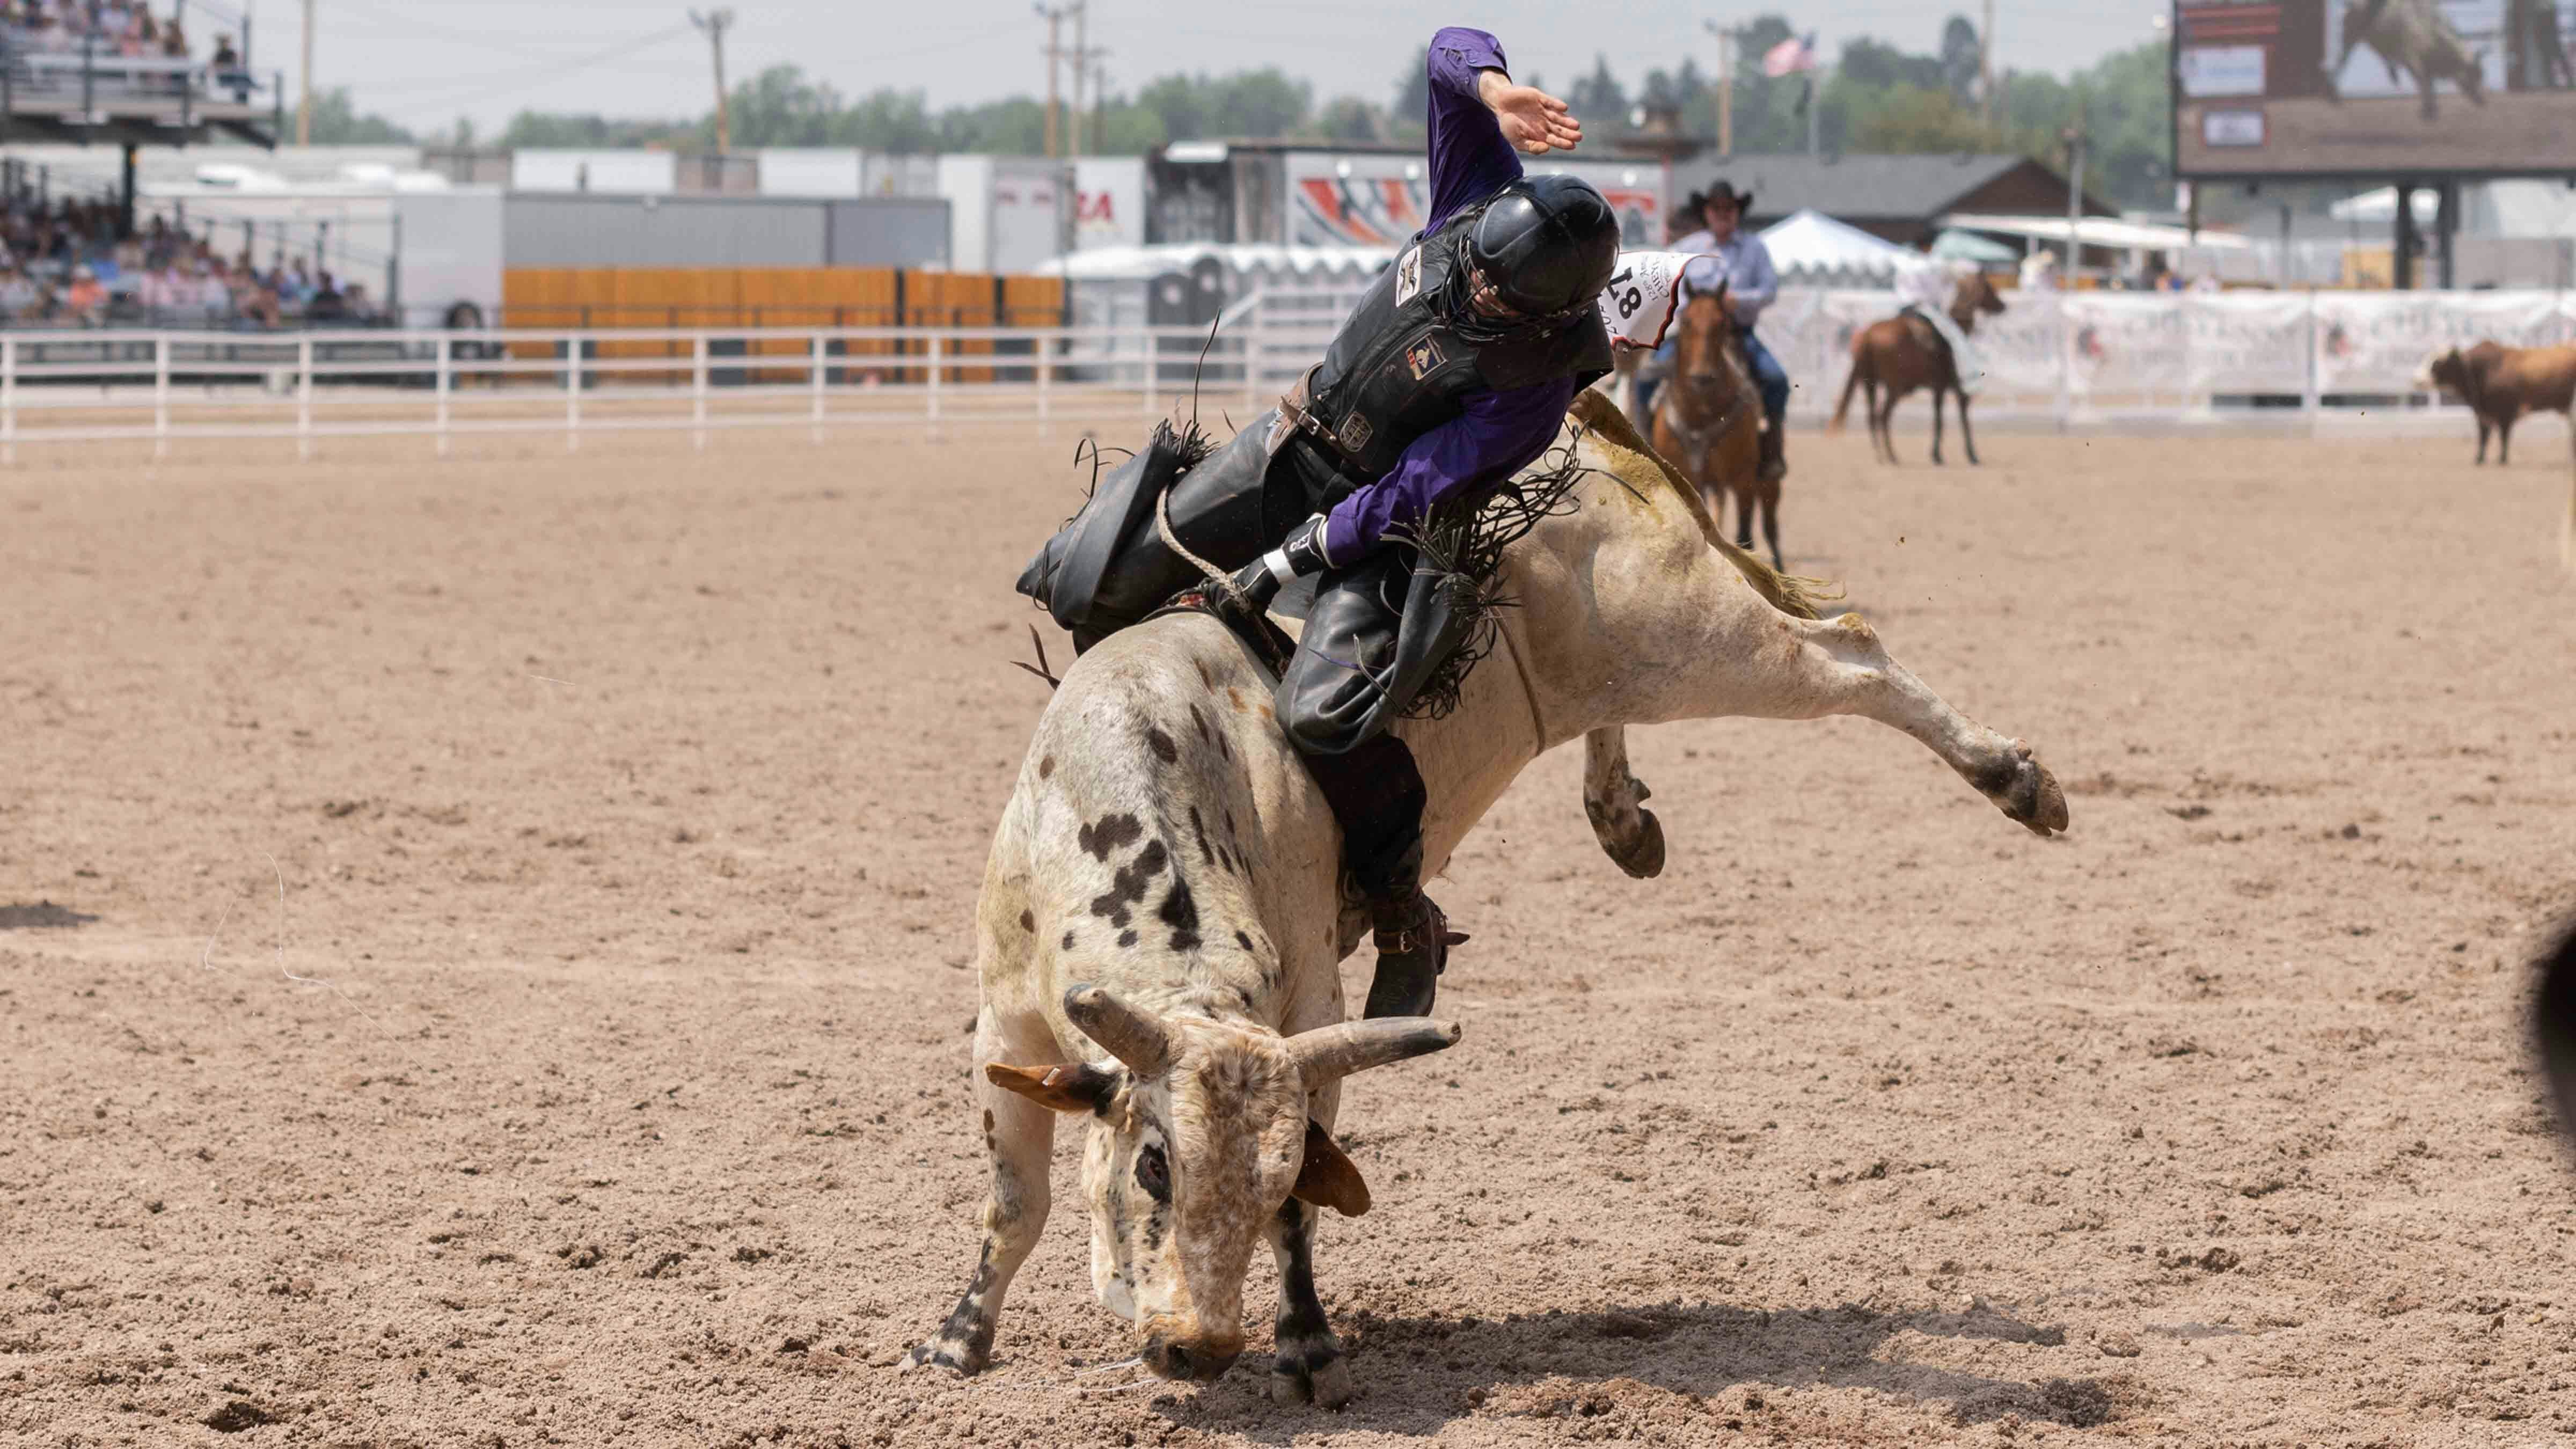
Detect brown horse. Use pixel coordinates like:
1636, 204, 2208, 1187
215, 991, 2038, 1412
1648, 282, 1775, 567
1831, 270, 2007, 467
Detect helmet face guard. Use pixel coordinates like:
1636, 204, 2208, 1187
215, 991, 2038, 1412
1443, 242, 1594, 344
1450, 177, 1620, 343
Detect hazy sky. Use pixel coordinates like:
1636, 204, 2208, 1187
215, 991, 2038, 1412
294, 0, 2172, 134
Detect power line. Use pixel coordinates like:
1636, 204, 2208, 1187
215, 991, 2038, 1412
317, 0, 661, 52
365, 24, 696, 115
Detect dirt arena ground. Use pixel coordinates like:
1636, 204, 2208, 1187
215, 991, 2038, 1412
4, 416, 2575, 1448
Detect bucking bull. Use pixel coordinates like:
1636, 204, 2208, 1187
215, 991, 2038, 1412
905, 390, 2068, 1405
2332, 0, 2488, 120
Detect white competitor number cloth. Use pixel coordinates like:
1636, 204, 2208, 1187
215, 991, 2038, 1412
1596, 251, 1697, 351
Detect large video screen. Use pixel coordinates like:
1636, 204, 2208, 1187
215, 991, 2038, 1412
2174, 0, 2576, 178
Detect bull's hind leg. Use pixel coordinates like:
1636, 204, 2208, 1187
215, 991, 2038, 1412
903, 1006, 1058, 1376
1717, 611, 2068, 837
1263, 1196, 1352, 1408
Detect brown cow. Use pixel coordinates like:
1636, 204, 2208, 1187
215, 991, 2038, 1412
2416, 341, 2576, 465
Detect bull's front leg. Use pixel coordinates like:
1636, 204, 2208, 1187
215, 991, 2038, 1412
903, 1005, 1057, 1377
1726, 611, 2069, 837
2477, 416, 2491, 464
1263, 1196, 1352, 1408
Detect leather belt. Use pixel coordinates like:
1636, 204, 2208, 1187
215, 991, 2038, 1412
1269, 366, 1366, 479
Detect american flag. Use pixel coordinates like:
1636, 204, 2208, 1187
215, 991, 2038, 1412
1762, 32, 1819, 78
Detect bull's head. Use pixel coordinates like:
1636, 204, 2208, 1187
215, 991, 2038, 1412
2415, 346, 2463, 393
989, 984, 1459, 1384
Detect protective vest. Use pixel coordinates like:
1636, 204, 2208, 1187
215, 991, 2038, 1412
1295, 204, 1613, 492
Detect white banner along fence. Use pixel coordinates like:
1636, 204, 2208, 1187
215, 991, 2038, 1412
1, 287, 2568, 462
1761, 287, 2576, 423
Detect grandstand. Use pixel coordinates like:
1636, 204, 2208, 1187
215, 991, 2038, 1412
0, 1, 281, 327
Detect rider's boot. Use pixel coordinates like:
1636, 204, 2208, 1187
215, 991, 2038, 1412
1757, 414, 1788, 485
1296, 729, 1464, 1021
1357, 837, 1464, 1021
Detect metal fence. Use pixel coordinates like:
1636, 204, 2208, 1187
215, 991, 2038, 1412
0, 285, 2554, 462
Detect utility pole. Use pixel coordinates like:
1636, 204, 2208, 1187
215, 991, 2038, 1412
297, 0, 313, 147
690, 9, 736, 157
1035, 3, 1067, 160
1703, 20, 1732, 158
1981, 0, 1995, 131
2062, 103, 2087, 277
1069, 1, 1091, 156
1089, 54, 1111, 155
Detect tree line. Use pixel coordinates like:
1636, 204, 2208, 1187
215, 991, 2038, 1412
308, 14, 2174, 210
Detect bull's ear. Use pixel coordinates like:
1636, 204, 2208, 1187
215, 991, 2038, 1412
985, 1062, 1118, 1115
1290, 1119, 1372, 1217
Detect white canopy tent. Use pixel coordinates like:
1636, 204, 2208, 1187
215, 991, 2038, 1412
1757, 208, 1919, 287
2327, 187, 2443, 225
1940, 213, 2254, 252
1930, 228, 2020, 265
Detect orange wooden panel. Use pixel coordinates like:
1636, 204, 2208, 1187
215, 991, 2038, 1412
503, 269, 580, 361
1002, 274, 1065, 327
740, 269, 827, 380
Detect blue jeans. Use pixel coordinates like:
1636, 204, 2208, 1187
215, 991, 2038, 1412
1640, 328, 1790, 423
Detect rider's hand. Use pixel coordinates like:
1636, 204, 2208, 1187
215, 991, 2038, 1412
1476, 71, 1583, 156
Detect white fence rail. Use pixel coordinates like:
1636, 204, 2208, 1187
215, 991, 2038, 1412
0, 287, 2563, 459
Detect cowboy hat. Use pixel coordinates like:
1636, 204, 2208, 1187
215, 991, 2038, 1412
1703, 181, 1755, 214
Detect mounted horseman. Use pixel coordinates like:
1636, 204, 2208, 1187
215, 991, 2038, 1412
1019, 26, 1618, 1022
1637, 182, 1792, 488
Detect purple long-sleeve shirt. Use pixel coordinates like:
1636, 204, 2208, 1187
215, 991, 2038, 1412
1321, 27, 1578, 561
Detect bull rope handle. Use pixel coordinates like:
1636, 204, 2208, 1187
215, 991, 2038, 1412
1156, 482, 1262, 617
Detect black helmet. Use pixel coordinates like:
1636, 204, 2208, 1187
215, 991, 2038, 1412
1458, 174, 1619, 334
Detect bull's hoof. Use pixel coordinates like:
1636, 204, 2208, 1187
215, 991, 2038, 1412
1986, 740, 2069, 837
899, 1338, 986, 1378
1269, 1340, 1352, 1409
1608, 807, 1666, 879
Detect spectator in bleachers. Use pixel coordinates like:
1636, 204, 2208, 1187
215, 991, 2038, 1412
212, 31, 247, 100
0, 263, 39, 322
137, 254, 182, 318
305, 271, 349, 325
63, 264, 104, 326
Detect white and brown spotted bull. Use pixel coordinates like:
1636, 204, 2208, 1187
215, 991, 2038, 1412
904, 389, 2069, 1406
2333, 0, 2489, 119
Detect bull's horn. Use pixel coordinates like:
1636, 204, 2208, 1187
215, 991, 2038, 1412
1063, 983, 1176, 1078
1286, 1018, 1462, 1084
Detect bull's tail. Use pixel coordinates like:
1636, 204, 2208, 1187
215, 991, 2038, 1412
1830, 344, 1871, 434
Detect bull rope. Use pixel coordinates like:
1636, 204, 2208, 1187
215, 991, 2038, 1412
1489, 606, 1552, 753
1154, 480, 1259, 617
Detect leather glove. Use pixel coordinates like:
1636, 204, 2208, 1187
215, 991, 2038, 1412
1225, 514, 1337, 609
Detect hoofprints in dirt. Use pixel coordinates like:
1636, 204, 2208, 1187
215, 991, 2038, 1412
904, 391, 2068, 1406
